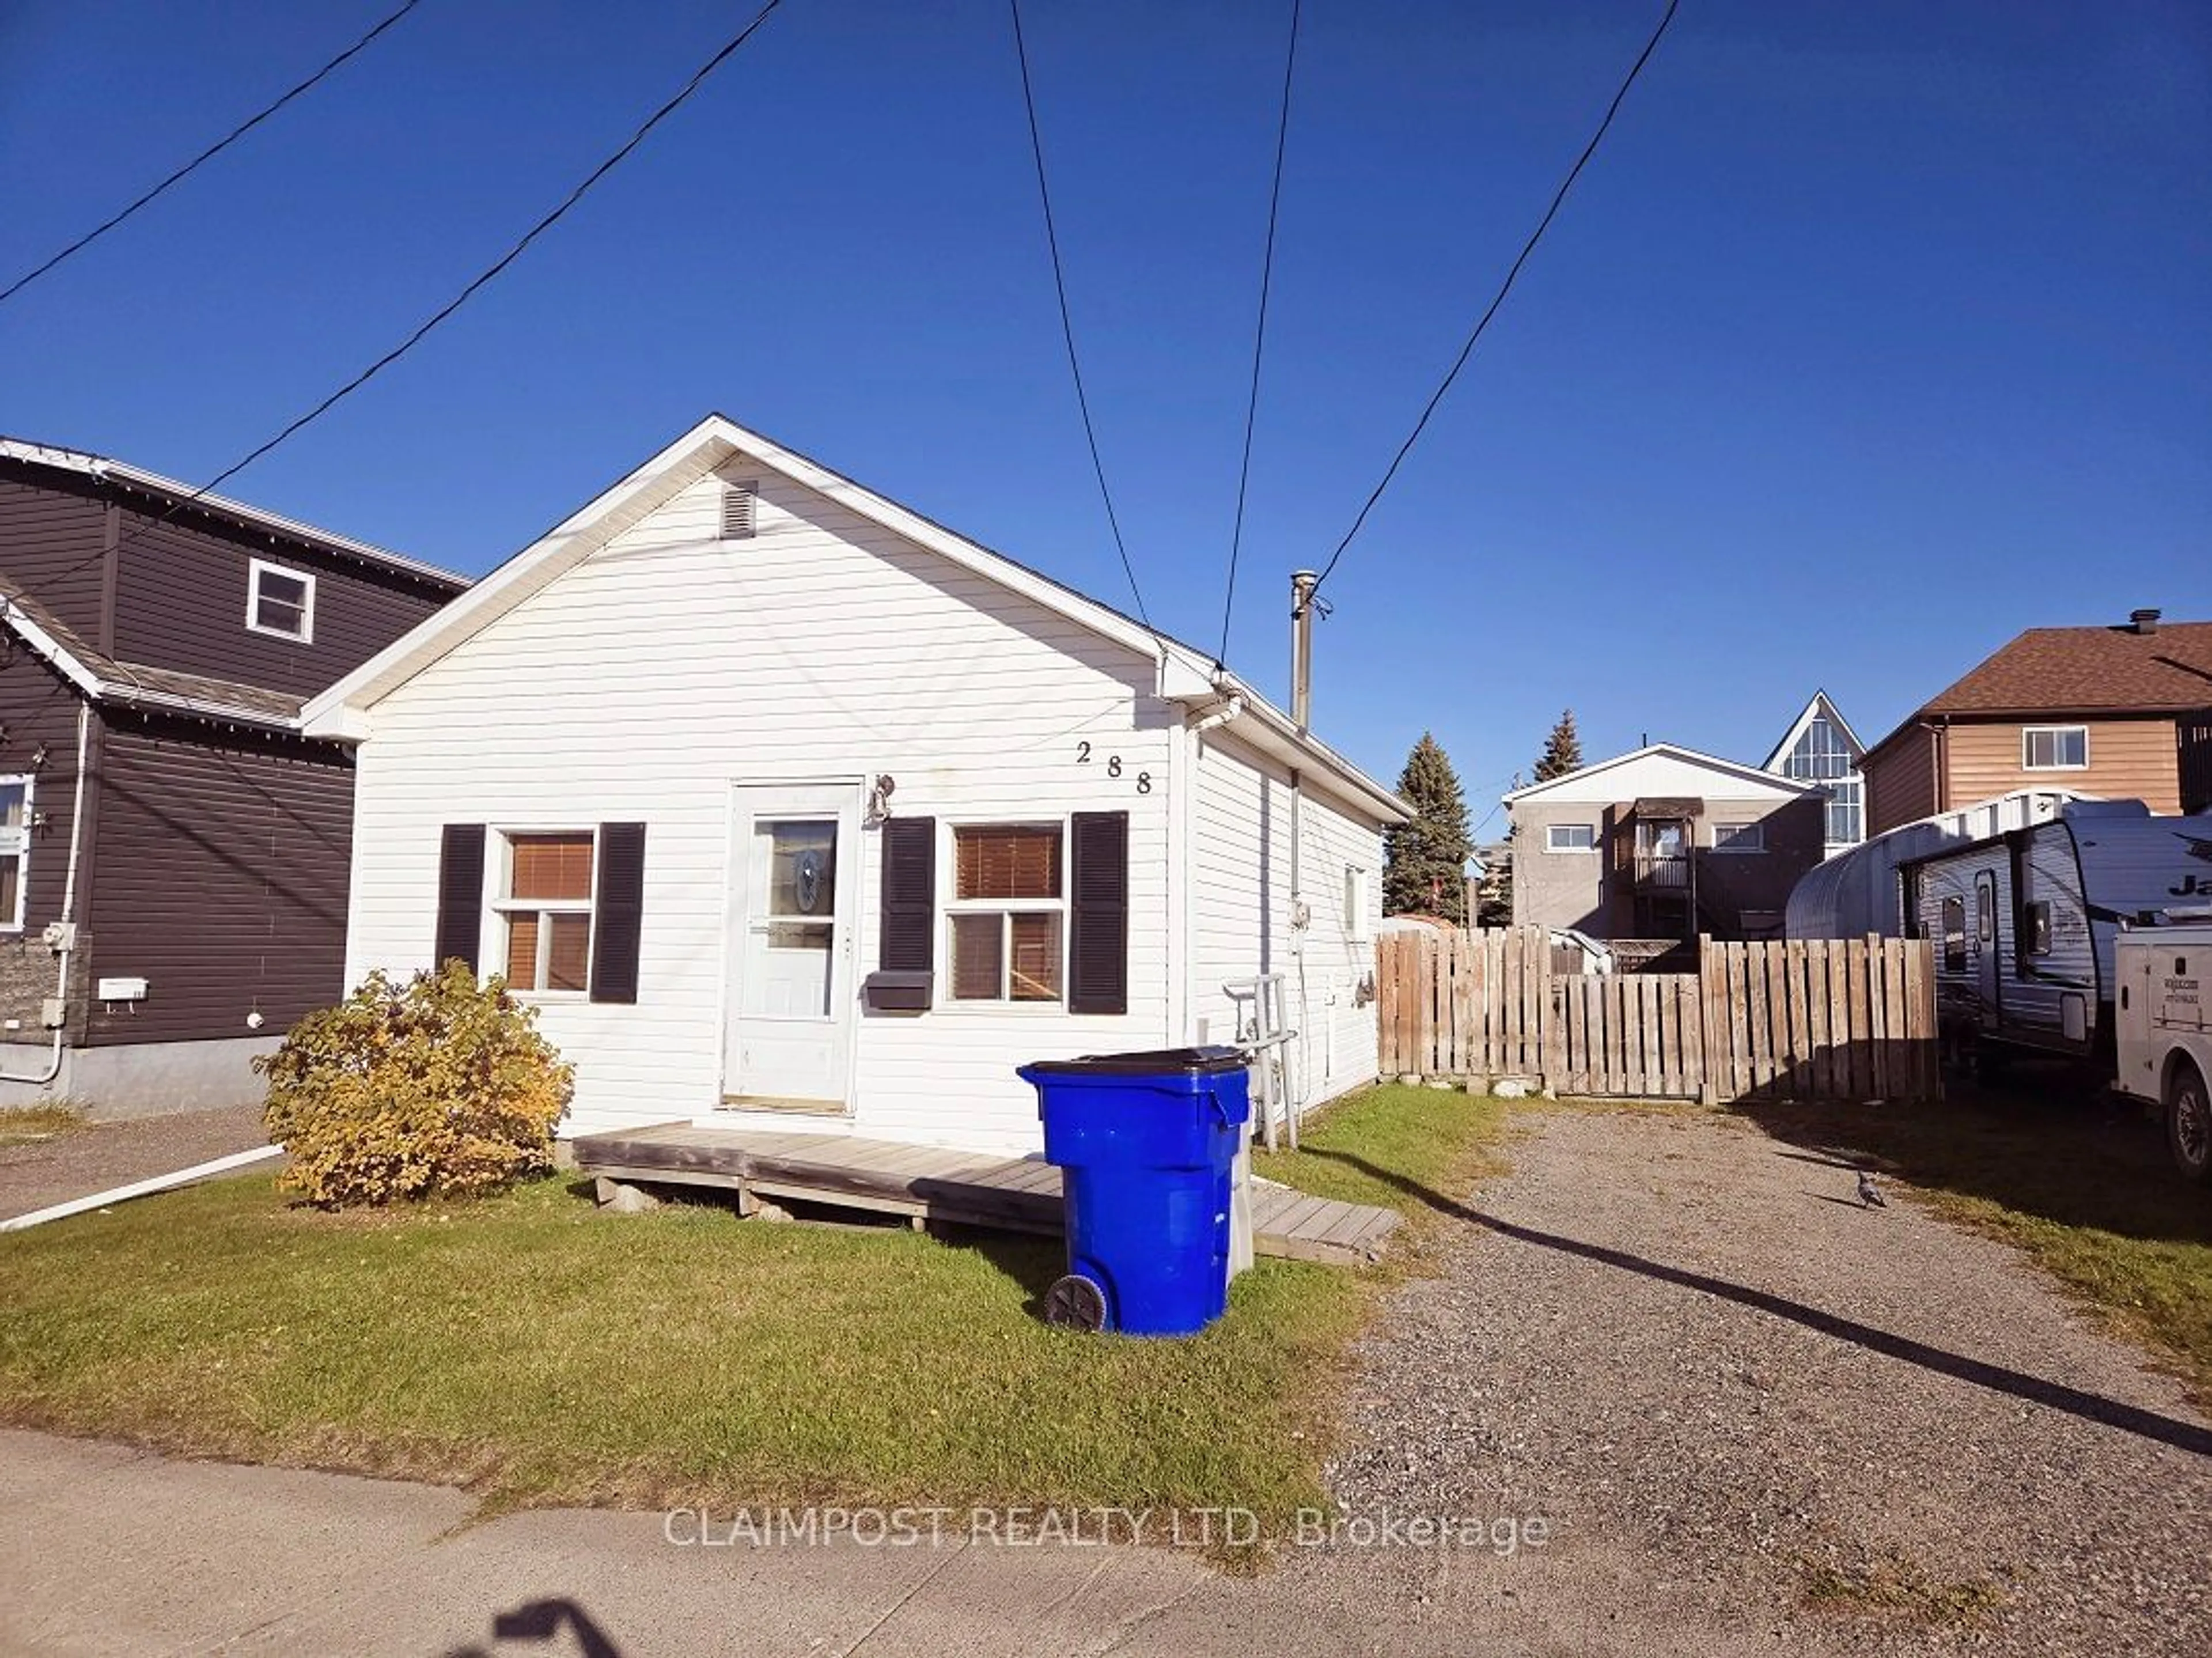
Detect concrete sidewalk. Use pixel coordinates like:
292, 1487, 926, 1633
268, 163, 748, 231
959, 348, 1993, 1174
0, 1430, 1811, 1657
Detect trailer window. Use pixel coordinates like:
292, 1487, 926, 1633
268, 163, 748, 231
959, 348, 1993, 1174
2025, 902, 2052, 957
1941, 896, 1967, 971
1975, 888, 1992, 943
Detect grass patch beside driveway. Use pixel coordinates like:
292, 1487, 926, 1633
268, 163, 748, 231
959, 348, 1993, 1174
0, 1105, 85, 1146
0, 1084, 1503, 1528
1741, 1084, 2212, 1405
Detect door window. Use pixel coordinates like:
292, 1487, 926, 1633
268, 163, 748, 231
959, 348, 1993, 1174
745, 819, 837, 1016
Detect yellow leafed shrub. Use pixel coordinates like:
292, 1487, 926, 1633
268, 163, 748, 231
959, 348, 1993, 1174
257, 962, 574, 1208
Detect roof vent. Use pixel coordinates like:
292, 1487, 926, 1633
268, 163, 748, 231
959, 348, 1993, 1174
722, 479, 758, 541
2129, 607, 2161, 634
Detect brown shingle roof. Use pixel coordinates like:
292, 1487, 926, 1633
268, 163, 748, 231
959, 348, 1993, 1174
0, 577, 304, 727
1917, 620, 2212, 717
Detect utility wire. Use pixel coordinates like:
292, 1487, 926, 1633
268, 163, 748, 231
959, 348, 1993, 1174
1215, 0, 1303, 671
194, 0, 786, 507
1007, 0, 1154, 634
1, 1, 428, 306
14, 0, 788, 634
1308, 0, 1680, 601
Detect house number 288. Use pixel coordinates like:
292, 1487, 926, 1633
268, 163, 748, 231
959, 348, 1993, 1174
1074, 742, 1150, 794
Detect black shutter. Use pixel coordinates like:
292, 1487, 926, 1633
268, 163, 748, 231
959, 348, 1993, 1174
434, 824, 487, 975
590, 822, 647, 1004
880, 816, 935, 972
1068, 810, 1128, 1015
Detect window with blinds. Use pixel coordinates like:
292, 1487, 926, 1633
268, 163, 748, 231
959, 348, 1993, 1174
498, 831, 595, 993
948, 824, 1064, 1002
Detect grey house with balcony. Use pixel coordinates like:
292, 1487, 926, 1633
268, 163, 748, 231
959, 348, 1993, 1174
1503, 743, 1825, 959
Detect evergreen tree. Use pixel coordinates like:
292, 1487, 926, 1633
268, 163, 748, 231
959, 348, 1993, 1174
1533, 709, 1584, 782
1384, 733, 1473, 923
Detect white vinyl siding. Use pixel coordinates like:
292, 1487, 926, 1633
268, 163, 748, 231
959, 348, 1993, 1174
344, 463, 1175, 1151
1188, 730, 1384, 1114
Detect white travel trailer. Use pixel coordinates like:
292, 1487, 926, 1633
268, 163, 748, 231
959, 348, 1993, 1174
1900, 801, 2212, 1063
1786, 788, 2094, 941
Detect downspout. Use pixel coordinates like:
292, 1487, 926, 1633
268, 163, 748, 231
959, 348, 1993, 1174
1, 701, 90, 1085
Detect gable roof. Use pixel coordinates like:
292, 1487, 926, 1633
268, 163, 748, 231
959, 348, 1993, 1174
1864, 616, 2212, 763
301, 412, 1410, 824
0, 578, 305, 728
1502, 742, 1824, 805
0, 439, 468, 592
1761, 690, 1864, 773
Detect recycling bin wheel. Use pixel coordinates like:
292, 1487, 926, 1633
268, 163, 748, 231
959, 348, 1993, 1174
1044, 1273, 1108, 1331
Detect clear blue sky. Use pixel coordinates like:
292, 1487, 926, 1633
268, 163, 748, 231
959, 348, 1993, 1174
4, 1, 2207, 828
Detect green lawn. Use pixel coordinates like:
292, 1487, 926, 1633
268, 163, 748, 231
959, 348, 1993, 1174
0, 1084, 1504, 1528
1740, 1083, 2212, 1404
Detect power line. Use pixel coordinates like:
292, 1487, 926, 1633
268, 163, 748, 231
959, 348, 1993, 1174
1, 1, 429, 307
14, 0, 789, 628
1215, 0, 1303, 671
1007, 0, 1155, 635
197, 0, 786, 506
1308, 0, 1681, 601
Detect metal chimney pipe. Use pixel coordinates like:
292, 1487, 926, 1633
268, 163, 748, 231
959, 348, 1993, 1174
1290, 570, 1319, 733
2131, 607, 2161, 635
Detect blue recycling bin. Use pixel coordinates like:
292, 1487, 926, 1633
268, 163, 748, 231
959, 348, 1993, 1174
1016, 1047, 1252, 1337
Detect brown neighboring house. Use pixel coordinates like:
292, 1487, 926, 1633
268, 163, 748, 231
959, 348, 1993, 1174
0, 440, 467, 1114
1861, 609, 2212, 836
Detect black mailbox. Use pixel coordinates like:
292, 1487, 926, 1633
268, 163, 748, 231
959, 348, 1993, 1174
863, 970, 933, 1014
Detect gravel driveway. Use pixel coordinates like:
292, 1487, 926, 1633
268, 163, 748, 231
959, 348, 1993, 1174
1318, 1104, 2212, 1657
0, 1104, 270, 1222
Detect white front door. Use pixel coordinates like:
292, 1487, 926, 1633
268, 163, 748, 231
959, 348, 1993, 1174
724, 783, 861, 1112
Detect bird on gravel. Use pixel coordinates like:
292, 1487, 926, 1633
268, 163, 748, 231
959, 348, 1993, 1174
1856, 1171, 1887, 1209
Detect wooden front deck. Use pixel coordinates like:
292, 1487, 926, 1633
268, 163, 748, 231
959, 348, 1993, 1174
572, 1123, 1399, 1267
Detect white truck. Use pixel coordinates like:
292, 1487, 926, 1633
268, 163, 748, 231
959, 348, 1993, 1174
2115, 921, 2212, 1184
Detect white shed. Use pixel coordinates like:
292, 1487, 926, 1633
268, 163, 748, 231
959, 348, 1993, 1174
304, 415, 1408, 1153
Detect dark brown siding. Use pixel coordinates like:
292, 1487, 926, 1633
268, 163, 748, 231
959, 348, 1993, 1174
1865, 728, 1938, 835
0, 654, 93, 934
0, 475, 109, 641
84, 711, 354, 1046
109, 507, 452, 698
0, 657, 97, 1046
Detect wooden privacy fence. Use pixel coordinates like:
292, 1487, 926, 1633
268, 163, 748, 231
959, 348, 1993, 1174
1377, 927, 1940, 1104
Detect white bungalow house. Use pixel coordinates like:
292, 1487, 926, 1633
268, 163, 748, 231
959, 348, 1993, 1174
304, 414, 1408, 1153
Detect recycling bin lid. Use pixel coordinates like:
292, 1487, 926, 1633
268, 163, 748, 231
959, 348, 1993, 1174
1020, 1045, 1248, 1077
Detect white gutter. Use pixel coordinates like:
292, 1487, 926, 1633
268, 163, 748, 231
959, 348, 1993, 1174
0, 597, 104, 699
1, 600, 305, 732
0, 702, 89, 1085
0, 440, 468, 588
0, 1145, 283, 1232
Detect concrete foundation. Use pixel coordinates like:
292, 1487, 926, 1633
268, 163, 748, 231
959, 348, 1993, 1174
0, 1036, 281, 1120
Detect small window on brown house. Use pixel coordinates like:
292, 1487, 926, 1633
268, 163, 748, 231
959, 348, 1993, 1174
247, 558, 315, 642
948, 824, 1063, 1002
498, 832, 594, 993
